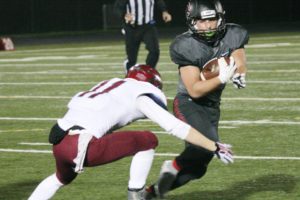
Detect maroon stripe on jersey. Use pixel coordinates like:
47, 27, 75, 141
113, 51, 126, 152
89, 80, 125, 98
173, 97, 187, 122
79, 80, 109, 97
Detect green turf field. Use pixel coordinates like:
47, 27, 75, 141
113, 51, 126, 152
0, 31, 299, 200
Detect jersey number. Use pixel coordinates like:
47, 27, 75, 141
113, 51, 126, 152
79, 80, 125, 98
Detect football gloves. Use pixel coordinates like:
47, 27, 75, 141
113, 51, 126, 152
218, 57, 237, 84
215, 142, 234, 164
232, 73, 246, 89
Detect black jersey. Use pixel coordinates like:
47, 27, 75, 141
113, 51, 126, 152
170, 23, 249, 104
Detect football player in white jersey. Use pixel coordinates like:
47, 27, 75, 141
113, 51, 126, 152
28, 65, 233, 200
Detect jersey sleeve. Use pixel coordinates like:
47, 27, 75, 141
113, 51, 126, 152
225, 24, 249, 49
170, 33, 211, 68
136, 95, 190, 140
170, 35, 196, 67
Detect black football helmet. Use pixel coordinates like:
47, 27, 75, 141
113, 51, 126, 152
186, 0, 226, 44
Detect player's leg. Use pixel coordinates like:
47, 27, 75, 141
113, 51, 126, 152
171, 94, 220, 187
85, 130, 158, 199
146, 95, 219, 199
28, 134, 79, 200
143, 25, 159, 68
124, 26, 141, 71
28, 173, 64, 200
85, 130, 158, 166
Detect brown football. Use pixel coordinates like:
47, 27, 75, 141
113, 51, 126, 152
200, 57, 231, 80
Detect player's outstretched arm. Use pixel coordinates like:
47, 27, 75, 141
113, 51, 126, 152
185, 127, 234, 164
136, 95, 234, 164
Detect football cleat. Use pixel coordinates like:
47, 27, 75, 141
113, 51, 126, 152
144, 185, 157, 200
148, 160, 179, 199
128, 187, 146, 200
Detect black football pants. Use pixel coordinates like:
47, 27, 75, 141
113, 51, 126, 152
171, 94, 220, 190
124, 24, 159, 70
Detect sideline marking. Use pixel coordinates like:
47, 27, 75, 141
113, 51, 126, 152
0, 148, 299, 160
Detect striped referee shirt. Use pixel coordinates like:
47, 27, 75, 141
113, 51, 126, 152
114, 0, 168, 26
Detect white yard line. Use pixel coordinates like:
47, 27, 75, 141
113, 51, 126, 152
1, 96, 300, 102
1, 41, 299, 55
142, 119, 300, 125
1, 60, 300, 67
167, 97, 300, 101
19, 142, 50, 146
0, 55, 98, 62
0, 129, 45, 133
2, 69, 300, 75
156, 153, 300, 160
1, 80, 300, 85
0, 117, 299, 125
0, 117, 57, 121
0, 95, 70, 99
0, 148, 299, 160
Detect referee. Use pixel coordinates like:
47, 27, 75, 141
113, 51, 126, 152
114, 0, 172, 72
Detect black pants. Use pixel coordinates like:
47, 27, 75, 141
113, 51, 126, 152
124, 24, 159, 70
171, 94, 220, 189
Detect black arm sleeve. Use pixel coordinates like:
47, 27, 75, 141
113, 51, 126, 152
113, 0, 127, 19
156, 0, 168, 12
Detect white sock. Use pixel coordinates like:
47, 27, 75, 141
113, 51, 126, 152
28, 173, 64, 200
128, 149, 155, 189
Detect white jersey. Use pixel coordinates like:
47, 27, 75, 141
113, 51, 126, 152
58, 78, 167, 138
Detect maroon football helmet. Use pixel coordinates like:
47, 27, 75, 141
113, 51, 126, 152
126, 64, 163, 89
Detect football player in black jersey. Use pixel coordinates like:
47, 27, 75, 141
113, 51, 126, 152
145, 0, 249, 199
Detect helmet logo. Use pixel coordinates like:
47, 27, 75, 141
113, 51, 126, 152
136, 73, 147, 81
201, 10, 216, 19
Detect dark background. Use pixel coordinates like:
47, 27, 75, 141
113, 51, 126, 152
0, 0, 300, 35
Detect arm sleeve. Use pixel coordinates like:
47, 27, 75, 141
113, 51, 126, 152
136, 95, 191, 140
113, 0, 127, 19
156, 0, 168, 12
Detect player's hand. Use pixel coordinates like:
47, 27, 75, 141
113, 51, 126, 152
162, 11, 172, 23
218, 57, 237, 84
232, 73, 246, 89
215, 142, 234, 164
124, 13, 135, 24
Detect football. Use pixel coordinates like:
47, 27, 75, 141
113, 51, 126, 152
200, 57, 231, 80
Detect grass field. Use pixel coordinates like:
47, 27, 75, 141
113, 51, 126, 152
0, 30, 300, 200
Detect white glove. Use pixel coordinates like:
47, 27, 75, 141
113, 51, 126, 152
215, 142, 234, 164
218, 57, 237, 84
232, 73, 246, 89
